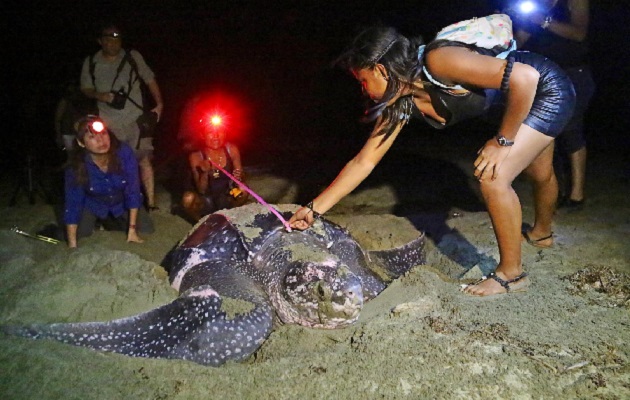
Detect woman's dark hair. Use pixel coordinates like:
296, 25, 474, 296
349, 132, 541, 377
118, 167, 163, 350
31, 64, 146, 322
336, 26, 425, 138
66, 117, 122, 187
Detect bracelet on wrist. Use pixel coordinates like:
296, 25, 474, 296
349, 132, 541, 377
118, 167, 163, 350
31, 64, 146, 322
129, 224, 137, 230
306, 201, 321, 219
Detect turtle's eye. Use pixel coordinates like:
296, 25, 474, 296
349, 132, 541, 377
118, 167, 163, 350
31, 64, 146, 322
314, 282, 328, 300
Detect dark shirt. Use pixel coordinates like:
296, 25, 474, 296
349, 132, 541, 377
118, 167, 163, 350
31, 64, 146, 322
418, 48, 575, 137
64, 143, 143, 224
199, 147, 234, 196
519, 0, 589, 68
419, 47, 505, 129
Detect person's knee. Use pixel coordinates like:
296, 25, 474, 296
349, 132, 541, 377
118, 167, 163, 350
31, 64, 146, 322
478, 177, 512, 200
182, 191, 197, 207
526, 167, 556, 185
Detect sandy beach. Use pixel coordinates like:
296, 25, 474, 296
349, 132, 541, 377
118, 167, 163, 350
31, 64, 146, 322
0, 126, 628, 399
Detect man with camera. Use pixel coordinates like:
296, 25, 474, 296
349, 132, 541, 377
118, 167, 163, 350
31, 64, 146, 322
80, 23, 164, 211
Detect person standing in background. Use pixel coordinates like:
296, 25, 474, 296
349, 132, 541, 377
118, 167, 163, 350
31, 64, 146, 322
511, 0, 595, 211
80, 23, 164, 211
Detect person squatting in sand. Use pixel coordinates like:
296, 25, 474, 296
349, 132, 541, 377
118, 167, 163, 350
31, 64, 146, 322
289, 25, 576, 296
64, 116, 154, 248
179, 122, 245, 223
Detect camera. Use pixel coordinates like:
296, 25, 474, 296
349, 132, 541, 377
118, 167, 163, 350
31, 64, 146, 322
109, 88, 127, 110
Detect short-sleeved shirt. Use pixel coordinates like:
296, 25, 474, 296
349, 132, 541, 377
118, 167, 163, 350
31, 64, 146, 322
64, 143, 144, 224
80, 49, 155, 126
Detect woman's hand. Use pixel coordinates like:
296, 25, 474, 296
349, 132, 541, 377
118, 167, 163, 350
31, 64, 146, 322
289, 206, 316, 231
233, 168, 242, 181
474, 138, 512, 181
98, 92, 115, 104
151, 103, 164, 122
127, 227, 144, 244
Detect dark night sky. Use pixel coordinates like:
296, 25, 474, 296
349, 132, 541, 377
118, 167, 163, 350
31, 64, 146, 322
4, 0, 630, 171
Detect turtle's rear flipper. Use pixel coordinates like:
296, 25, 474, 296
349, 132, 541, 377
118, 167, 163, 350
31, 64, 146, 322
2, 261, 273, 367
367, 233, 426, 279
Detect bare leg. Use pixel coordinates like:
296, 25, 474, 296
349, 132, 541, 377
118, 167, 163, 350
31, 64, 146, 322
464, 125, 555, 296
568, 146, 586, 201
522, 142, 557, 246
139, 156, 156, 208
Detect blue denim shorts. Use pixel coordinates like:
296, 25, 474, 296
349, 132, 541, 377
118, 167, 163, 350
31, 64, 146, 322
514, 51, 576, 138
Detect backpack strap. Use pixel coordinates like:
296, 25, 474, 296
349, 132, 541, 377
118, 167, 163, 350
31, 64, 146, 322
119, 49, 146, 111
89, 54, 96, 87
125, 50, 141, 78
495, 40, 517, 59
88, 51, 128, 91
419, 44, 463, 90
110, 50, 133, 92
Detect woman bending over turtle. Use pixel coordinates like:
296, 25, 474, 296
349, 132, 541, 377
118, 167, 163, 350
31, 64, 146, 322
289, 25, 575, 296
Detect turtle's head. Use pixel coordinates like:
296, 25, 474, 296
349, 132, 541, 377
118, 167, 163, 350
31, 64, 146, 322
280, 261, 364, 328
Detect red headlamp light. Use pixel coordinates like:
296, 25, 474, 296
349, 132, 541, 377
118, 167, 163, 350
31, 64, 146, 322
210, 115, 222, 127
186, 90, 250, 143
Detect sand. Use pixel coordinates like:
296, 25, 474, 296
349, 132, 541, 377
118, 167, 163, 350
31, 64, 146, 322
0, 147, 628, 400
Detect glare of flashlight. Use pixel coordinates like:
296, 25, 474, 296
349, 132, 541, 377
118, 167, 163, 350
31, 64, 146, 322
211, 116, 222, 126
91, 121, 105, 132
518, 1, 536, 13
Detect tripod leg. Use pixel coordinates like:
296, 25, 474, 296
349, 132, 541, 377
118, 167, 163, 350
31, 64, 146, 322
9, 180, 22, 207
27, 165, 36, 205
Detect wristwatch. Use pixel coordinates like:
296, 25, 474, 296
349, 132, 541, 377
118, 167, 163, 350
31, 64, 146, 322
496, 135, 515, 147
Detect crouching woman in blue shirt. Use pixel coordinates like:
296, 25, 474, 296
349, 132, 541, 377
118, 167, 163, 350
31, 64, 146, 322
64, 116, 154, 248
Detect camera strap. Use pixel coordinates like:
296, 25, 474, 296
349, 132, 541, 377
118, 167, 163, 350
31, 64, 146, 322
95, 50, 144, 112
109, 51, 132, 92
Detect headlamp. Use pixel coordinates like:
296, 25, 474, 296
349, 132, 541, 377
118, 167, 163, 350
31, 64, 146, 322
90, 120, 105, 134
82, 116, 107, 135
102, 32, 121, 39
210, 115, 222, 127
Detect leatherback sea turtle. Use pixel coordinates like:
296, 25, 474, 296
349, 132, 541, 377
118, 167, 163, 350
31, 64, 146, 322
3, 204, 425, 366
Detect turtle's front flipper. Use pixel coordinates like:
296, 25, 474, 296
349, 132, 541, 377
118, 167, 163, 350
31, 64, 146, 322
2, 261, 273, 367
327, 239, 387, 300
367, 233, 426, 279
